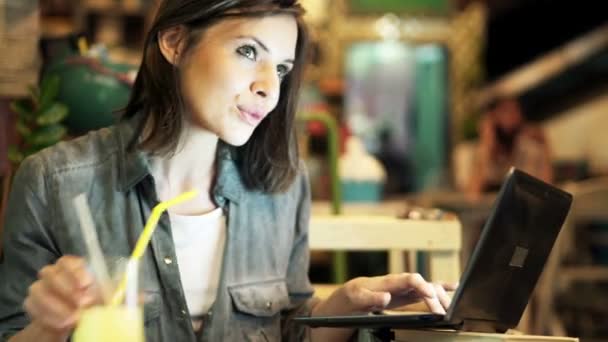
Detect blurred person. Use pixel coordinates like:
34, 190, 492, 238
468, 96, 553, 198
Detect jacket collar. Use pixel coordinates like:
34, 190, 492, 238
115, 116, 244, 204
212, 142, 245, 205
116, 117, 149, 193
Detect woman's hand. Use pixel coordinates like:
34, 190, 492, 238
479, 116, 496, 147
309, 273, 458, 342
341, 273, 457, 314
23, 256, 101, 337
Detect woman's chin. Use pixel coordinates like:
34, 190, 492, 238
220, 131, 253, 147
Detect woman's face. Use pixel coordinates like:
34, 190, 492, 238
494, 99, 523, 133
179, 15, 298, 146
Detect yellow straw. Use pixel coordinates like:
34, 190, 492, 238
110, 190, 198, 306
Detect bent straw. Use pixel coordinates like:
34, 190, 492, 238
110, 190, 198, 306
73, 194, 112, 302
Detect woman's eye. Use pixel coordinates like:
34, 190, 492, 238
237, 45, 257, 61
277, 64, 290, 79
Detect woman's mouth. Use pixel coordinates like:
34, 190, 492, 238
237, 106, 264, 126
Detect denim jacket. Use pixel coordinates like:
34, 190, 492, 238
0, 118, 315, 341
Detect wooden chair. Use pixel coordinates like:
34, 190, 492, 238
308, 214, 462, 300
532, 177, 608, 336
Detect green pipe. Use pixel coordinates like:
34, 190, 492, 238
301, 112, 347, 283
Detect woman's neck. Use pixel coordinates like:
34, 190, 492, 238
151, 124, 220, 215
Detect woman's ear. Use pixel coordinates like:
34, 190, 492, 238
158, 25, 188, 65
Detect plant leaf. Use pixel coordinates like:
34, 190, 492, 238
36, 103, 68, 126
25, 145, 44, 157
28, 124, 67, 146
39, 75, 61, 111
8, 145, 24, 164
28, 85, 40, 109
10, 99, 34, 120
16, 119, 32, 137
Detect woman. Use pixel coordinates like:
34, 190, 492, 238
468, 97, 553, 198
0, 1, 453, 341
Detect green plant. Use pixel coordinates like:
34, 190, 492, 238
8, 75, 68, 164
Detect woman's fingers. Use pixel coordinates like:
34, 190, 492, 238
371, 273, 447, 312
38, 265, 81, 308
367, 273, 435, 297
344, 273, 457, 314
344, 280, 391, 310
434, 283, 452, 310
441, 282, 459, 292
26, 282, 79, 330
56, 256, 95, 290
372, 274, 453, 314
24, 256, 94, 333
421, 287, 446, 315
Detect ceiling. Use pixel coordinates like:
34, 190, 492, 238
482, 0, 607, 81
473, 0, 608, 120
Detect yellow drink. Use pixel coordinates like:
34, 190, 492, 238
73, 306, 144, 342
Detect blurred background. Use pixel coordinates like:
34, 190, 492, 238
0, 0, 607, 339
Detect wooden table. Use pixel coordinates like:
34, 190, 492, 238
355, 329, 578, 342
392, 329, 579, 342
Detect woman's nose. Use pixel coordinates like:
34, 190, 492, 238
250, 65, 279, 100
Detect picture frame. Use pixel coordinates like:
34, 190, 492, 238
312, 0, 486, 144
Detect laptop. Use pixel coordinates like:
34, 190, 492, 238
295, 167, 573, 333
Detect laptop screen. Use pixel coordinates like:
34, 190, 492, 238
445, 168, 572, 332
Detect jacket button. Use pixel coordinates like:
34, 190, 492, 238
164, 257, 173, 265
265, 301, 272, 310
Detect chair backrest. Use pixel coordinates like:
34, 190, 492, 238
308, 214, 462, 283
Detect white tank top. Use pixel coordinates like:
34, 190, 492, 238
169, 207, 226, 317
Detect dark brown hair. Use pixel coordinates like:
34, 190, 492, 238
123, 0, 309, 193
